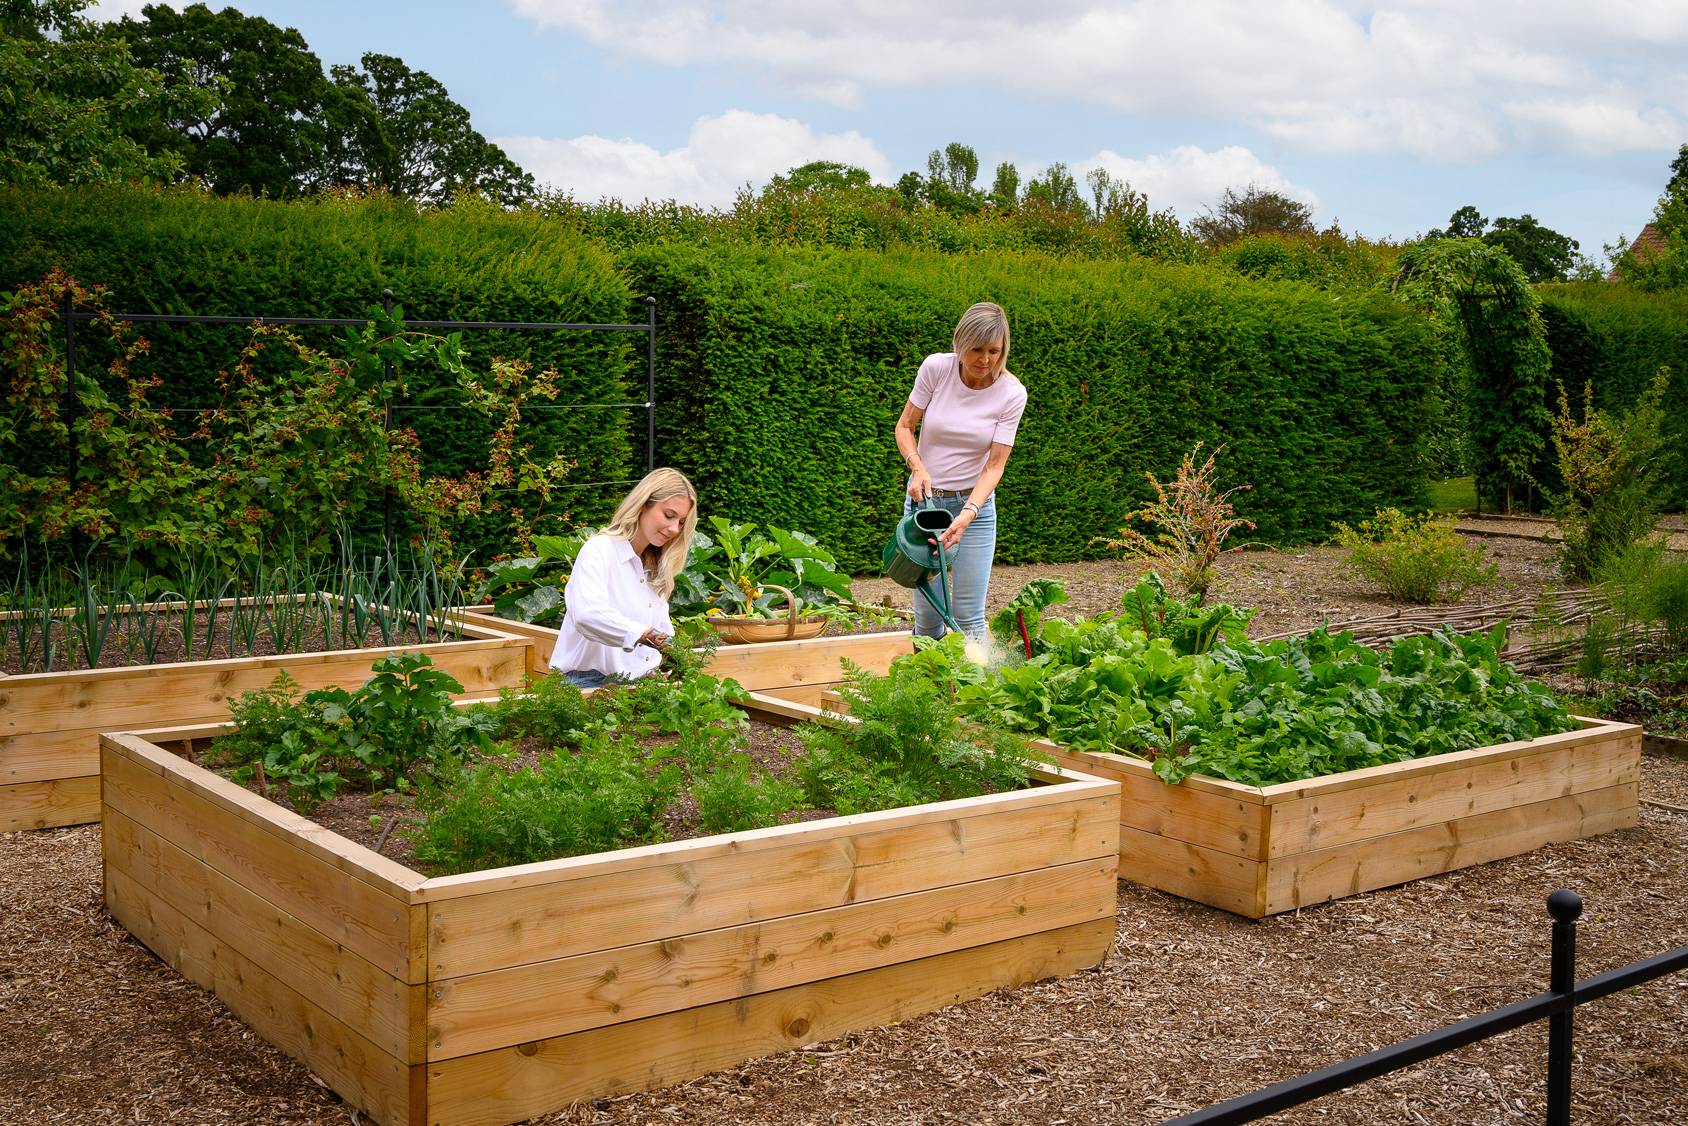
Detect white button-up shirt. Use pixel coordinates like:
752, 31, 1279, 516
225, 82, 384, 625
547, 534, 673, 679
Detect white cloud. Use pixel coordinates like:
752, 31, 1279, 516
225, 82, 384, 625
1073, 146, 1319, 223
497, 109, 893, 206
84, 0, 176, 21
511, 0, 1688, 161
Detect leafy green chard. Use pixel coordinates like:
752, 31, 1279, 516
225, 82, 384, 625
926, 577, 1578, 787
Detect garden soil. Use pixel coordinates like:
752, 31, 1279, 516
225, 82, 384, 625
6, 535, 1687, 1126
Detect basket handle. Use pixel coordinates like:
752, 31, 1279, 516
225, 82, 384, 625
762, 584, 800, 639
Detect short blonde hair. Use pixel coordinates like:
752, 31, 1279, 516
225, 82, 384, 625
952, 302, 1011, 382
602, 467, 698, 598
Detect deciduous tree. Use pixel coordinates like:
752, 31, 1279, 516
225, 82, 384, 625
107, 2, 347, 198
1482, 214, 1579, 283
1191, 184, 1314, 244
329, 52, 534, 206
0, 0, 207, 188
1022, 161, 1085, 214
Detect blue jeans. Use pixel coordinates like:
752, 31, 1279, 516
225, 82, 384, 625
561, 669, 612, 689
902, 494, 997, 640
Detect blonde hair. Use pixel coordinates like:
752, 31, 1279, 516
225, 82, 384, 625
952, 301, 1012, 382
602, 467, 698, 598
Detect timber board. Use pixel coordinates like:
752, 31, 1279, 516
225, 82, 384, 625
1, 611, 531, 831
424, 857, 1117, 1058
422, 918, 1114, 1126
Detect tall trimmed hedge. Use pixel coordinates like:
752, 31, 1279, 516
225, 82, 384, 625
1538, 283, 1688, 507
624, 245, 1443, 571
1, 186, 641, 554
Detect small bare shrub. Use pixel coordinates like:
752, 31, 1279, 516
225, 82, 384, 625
1334, 508, 1497, 604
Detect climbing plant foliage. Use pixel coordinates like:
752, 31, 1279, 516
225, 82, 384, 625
1388, 238, 1552, 512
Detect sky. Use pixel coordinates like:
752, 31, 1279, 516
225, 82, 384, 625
89, 0, 1687, 263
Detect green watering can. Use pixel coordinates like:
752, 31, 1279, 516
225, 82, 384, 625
881, 499, 964, 634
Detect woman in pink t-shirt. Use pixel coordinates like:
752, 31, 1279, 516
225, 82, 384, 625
892, 302, 1027, 639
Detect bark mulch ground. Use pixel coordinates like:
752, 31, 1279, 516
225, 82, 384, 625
5, 534, 1686, 1126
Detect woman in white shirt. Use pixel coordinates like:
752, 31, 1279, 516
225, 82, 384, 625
548, 468, 699, 687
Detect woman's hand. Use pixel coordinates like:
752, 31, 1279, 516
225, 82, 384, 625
638, 629, 671, 651
906, 467, 932, 502
937, 510, 972, 552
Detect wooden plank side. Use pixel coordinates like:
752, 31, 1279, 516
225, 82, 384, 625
752, 683, 832, 708
105, 864, 418, 1126
104, 806, 421, 1062
417, 773, 1115, 903
102, 740, 418, 982
1117, 822, 1265, 918
0, 774, 98, 831
0, 727, 97, 785
1036, 741, 1270, 862
426, 857, 1116, 1059
1263, 782, 1640, 915
1253, 718, 1642, 804
102, 734, 426, 896
1267, 731, 1643, 857
0, 636, 529, 738
701, 632, 913, 691
1028, 737, 1269, 804
425, 917, 1115, 1126
426, 791, 1119, 979
455, 610, 558, 672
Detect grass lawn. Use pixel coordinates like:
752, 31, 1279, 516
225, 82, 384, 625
1427, 476, 1476, 513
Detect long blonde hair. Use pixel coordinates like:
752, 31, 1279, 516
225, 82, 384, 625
952, 301, 1012, 382
601, 467, 698, 598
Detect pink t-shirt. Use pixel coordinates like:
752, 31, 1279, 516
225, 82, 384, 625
908, 352, 1028, 490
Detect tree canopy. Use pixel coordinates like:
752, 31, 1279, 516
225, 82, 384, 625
1427, 204, 1580, 283
1, 0, 209, 188
329, 53, 534, 207
3, 0, 534, 206
108, 2, 358, 198
1191, 185, 1315, 245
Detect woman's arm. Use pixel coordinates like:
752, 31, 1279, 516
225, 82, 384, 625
895, 401, 932, 501
563, 539, 652, 650
940, 441, 1013, 550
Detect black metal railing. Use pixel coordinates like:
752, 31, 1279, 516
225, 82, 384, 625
1168, 890, 1688, 1124
60, 289, 658, 542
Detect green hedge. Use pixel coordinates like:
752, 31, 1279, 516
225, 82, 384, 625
1538, 282, 1688, 507
1, 186, 640, 556
625, 244, 1443, 571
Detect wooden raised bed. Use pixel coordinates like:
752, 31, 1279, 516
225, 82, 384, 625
1033, 718, 1641, 918
454, 606, 912, 706
817, 689, 1642, 919
99, 694, 1119, 1126
1, 604, 532, 832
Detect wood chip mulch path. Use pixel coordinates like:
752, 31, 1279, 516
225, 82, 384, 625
5, 533, 1687, 1126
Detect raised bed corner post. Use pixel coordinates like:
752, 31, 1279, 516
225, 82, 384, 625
645, 295, 656, 472
382, 288, 396, 549
1547, 888, 1582, 1126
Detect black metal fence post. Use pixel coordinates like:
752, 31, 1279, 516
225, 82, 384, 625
645, 296, 656, 472
1547, 889, 1582, 1125
382, 288, 396, 549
